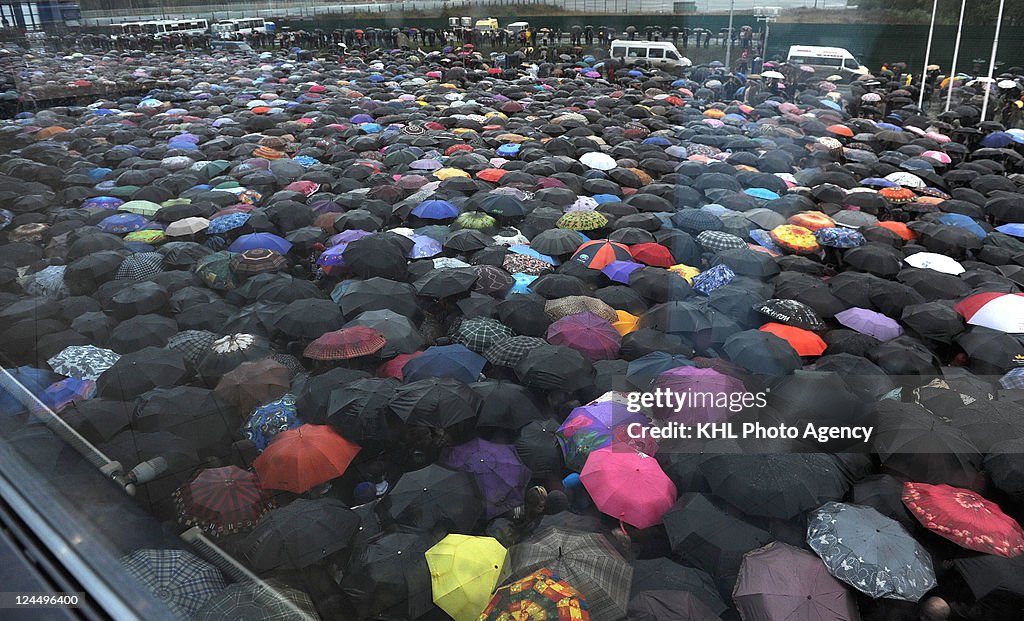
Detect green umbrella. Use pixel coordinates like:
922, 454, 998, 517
193, 251, 239, 291
455, 211, 497, 231
118, 199, 163, 216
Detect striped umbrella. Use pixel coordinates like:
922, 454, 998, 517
173, 466, 275, 536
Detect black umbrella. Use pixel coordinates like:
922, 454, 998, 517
324, 378, 397, 451
514, 344, 593, 392
133, 386, 235, 454
343, 235, 409, 280
242, 497, 361, 570
109, 314, 179, 353
378, 464, 481, 532
627, 591, 723, 621
272, 299, 343, 340
96, 346, 190, 400
413, 267, 478, 298
629, 558, 726, 615
850, 473, 917, 529
338, 277, 420, 319
472, 379, 545, 430
342, 529, 437, 621
723, 330, 802, 375
389, 377, 481, 428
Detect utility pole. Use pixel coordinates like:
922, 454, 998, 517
979, 0, 1005, 123
724, 0, 734, 71
945, 0, 966, 112
918, 0, 938, 111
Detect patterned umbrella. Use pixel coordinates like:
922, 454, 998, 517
556, 401, 647, 471
230, 249, 289, 277
483, 335, 548, 367
193, 582, 320, 621
691, 264, 734, 295
173, 466, 275, 536
807, 501, 937, 602
545, 296, 617, 323
556, 211, 609, 232
455, 211, 497, 230
303, 327, 386, 360
879, 187, 916, 203
815, 227, 866, 249
696, 230, 746, 253
451, 318, 515, 354
167, 330, 217, 366
206, 212, 251, 235
116, 252, 165, 281
194, 251, 238, 291
902, 482, 1024, 558
99, 212, 149, 233
770, 224, 821, 254
481, 568, 590, 621
756, 299, 825, 330
508, 528, 630, 621
441, 438, 532, 519
241, 394, 303, 451
47, 345, 120, 381
120, 548, 227, 618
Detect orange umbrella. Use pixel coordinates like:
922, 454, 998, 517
787, 211, 835, 231
476, 168, 507, 182
874, 221, 916, 241
254, 424, 361, 493
827, 124, 854, 138
612, 310, 640, 336
759, 323, 827, 356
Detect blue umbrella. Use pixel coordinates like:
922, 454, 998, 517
744, 188, 779, 201
412, 199, 460, 220
591, 194, 619, 204
408, 234, 443, 258
995, 223, 1024, 238
814, 227, 866, 248
98, 213, 148, 233
496, 143, 521, 157
938, 213, 987, 239
508, 244, 557, 265
861, 177, 898, 188
228, 233, 292, 254
317, 243, 348, 268
0, 367, 60, 416
981, 131, 1014, 148
207, 212, 251, 234
601, 260, 644, 284
241, 394, 302, 451
401, 344, 485, 385
692, 264, 735, 295
749, 229, 782, 253
81, 195, 121, 209
507, 273, 536, 296
39, 378, 96, 412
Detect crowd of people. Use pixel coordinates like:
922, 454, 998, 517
0, 32, 1024, 621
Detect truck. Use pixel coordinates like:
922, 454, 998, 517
474, 18, 499, 32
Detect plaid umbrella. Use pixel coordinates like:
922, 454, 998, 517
999, 368, 1024, 390
451, 318, 515, 354
116, 252, 165, 281
756, 299, 826, 331
194, 251, 238, 291
696, 230, 746, 253
556, 211, 609, 232
173, 466, 275, 536
193, 582, 320, 621
230, 249, 289, 277
508, 528, 631, 621
304, 327, 387, 360
481, 568, 590, 621
483, 336, 548, 367
807, 501, 937, 601
167, 330, 217, 366
47, 345, 120, 381
691, 264, 734, 295
120, 548, 227, 618
242, 394, 303, 450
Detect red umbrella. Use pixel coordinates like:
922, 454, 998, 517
902, 482, 1024, 558
173, 466, 275, 536
377, 351, 423, 379
304, 326, 386, 360
546, 312, 622, 361
580, 449, 676, 529
629, 242, 675, 268
570, 239, 632, 269
476, 168, 507, 182
254, 425, 361, 494
759, 323, 827, 356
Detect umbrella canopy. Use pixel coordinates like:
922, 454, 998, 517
481, 568, 591, 621
580, 450, 676, 529
343, 529, 437, 621
47, 344, 120, 381
733, 542, 859, 621
193, 582, 319, 621
902, 482, 1024, 558
172, 466, 274, 536
807, 501, 937, 602
120, 548, 226, 619
242, 497, 361, 570
253, 424, 361, 493
508, 527, 632, 621
441, 438, 532, 519
378, 463, 482, 532
425, 534, 510, 621
954, 292, 1024, 333
304, 326, 386, 360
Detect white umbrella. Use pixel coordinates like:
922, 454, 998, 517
580, 151, 617, 171
904, 252, 965, 275
165, 217, 210, 237
884, 171, 926, 189
762, 70, 785, 80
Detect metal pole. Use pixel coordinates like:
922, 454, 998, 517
724, 0, 734, 70
980, 0, 1005, 122
917, 0, 938, 110
945, 0, 966, 112
762, 18, 770, 61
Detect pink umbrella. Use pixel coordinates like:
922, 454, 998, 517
651, 366, 746, 423
580, 449, 676, 529
546, 312, 622, 361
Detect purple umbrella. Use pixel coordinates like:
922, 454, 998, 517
440, 438, 532, 519
410, 159, 443, 171
651, 366, 746, 424
556, 401, 648, 471
408, 234, 443, 258
546, 312, 622, 361
835, 307, 903, 341
317, 243, 348, 269
228, 233, 293, 254
601, 260, 644, 284
327, 230, 372, 246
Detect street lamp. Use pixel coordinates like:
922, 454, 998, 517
917, 0, 938, 110
945, 0, 966, 112
979, 0, 1006, 122
724, 0, 735, 70
753, 6, 780, 62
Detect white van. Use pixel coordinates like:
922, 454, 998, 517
609, 40, 691, 69
786, 45, 871, 80
506, 21, 530, 36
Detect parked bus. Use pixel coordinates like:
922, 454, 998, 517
210, 17, 273, 38
111, 18, 209, 38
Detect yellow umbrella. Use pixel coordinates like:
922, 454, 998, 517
425, 534, 509, 621
667, 264, 700, 283
612, 310, 640, 336
434, 167, 471, 180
